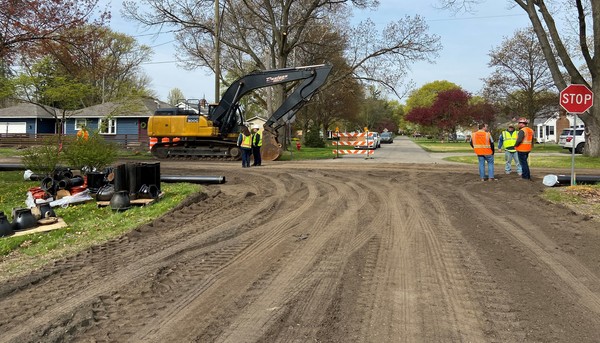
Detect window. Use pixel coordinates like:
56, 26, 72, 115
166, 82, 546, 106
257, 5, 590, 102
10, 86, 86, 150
74, 119, 87, 130
98, 118, 116, 134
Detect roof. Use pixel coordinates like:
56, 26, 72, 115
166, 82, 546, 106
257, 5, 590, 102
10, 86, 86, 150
68, 97, 172, 118
0, 103, 58, 119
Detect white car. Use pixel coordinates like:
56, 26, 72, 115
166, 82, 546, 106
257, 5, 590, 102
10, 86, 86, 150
561, 129, 586, 154
354, 132, 381, 149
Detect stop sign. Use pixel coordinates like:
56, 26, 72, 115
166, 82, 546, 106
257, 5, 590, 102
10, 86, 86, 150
560, 84, 594, 113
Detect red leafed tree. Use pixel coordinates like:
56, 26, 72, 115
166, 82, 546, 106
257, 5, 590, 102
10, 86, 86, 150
406, 88, 497, 137
0, 0, 108, 64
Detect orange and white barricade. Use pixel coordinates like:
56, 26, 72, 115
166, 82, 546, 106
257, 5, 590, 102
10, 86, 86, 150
332, 132, 375, 157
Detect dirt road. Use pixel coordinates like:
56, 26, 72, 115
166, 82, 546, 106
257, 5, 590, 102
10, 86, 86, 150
1, 147, 600, 342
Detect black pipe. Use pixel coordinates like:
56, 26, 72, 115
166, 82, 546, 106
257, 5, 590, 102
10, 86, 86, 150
161, 175, 226, 184
556, 174, 600, 185
0, 164, 25, 171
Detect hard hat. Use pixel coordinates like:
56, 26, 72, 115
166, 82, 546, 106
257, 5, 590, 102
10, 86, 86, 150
517, 117, 529, 124
252, 124, 261, 130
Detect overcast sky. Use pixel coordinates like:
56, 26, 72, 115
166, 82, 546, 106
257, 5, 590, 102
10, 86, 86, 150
105, 0, 531, 103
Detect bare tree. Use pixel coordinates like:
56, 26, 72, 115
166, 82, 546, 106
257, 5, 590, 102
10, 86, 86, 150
439, 0, 600, 156
482, 27, 558, 124
122, 0, 441, 107
167, 88, 186, 105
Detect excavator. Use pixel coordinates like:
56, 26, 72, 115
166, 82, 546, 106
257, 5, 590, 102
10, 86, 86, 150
147, 64, 332, 161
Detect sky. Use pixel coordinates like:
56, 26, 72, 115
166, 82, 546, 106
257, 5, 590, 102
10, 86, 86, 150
105, 0, 532, 104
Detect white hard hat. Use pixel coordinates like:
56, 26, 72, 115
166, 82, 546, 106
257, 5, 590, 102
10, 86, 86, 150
253, 124, 261, 130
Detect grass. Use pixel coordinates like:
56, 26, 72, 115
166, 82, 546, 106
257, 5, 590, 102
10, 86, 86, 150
541, 185, 600, 220
444, 155, 600, 169
278, 146, 339, 161
0, 171, 200, 277
413, 139, 566, 153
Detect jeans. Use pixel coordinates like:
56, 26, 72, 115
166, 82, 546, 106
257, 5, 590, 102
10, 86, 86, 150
517, 151, 530, 179
504, 150, 522, 174
252, 146, 262, 166
478, 155, 494, 179
241, 148, 252, 167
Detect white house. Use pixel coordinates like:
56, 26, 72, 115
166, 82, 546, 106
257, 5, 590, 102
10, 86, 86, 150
534, 112, 584, 143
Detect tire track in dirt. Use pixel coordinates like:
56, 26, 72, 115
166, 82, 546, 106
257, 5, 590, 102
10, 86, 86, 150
460, 188, 600, 317
0, 173, 293, 342
127, 172, 330, 342
231, 173, 380, 342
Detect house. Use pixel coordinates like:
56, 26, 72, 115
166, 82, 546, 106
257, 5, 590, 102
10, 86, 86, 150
66, 97, 172, 145
246, 115, 267, 132
534, 111, 584, 143
0, 103, 59, 134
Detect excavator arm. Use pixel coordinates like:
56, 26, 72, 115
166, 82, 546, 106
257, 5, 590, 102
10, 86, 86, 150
211, 64, 333, 137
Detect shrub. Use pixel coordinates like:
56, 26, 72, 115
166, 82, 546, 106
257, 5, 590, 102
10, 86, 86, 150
304, 125, 325, 148
61, 131, 118, 171
20, 136, 62, 176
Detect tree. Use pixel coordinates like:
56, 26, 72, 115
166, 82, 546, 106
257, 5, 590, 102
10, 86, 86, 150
0, 0, 108, 64
123, 0, 441, 108
439, 0, 600, 156
42, 26, 154, 104
12, 57, 93, 138
167, 88, 186, 105
405, 80, 461, 112
405, 88, 496, 138
482, 27, 558, 124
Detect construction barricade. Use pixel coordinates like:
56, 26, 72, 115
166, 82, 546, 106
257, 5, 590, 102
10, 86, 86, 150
332, 132, 375, 158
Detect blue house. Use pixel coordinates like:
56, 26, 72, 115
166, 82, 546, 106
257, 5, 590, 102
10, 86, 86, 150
0, 103, 58, 134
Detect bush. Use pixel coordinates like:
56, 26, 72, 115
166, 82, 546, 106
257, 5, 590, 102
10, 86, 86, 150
20, 136, 62, 175
304, 125, 326, 148
61, 131, 118, 171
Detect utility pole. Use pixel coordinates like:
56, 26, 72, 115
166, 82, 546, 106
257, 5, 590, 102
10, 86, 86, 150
214, 0, 221, 103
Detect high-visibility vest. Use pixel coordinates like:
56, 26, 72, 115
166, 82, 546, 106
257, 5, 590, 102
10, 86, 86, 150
252, 132, 262, 147
472, 130, 492, 155
239, 133, 252, 149
502, 130, 518, 152
516, 127, 533, 152
77, 129, 89, 141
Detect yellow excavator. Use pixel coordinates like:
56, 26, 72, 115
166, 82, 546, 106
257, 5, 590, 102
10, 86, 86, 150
147, 64, 332, 161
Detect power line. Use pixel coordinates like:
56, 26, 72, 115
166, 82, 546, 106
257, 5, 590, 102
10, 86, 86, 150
427, 14, 527, 22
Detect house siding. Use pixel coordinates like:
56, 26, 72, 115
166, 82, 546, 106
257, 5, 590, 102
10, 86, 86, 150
0, 118, 36, 134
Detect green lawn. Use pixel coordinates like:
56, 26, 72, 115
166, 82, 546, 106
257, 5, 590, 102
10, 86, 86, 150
445, 155, 600, 169
0, 171, 200, 277
413, 139, 566, 153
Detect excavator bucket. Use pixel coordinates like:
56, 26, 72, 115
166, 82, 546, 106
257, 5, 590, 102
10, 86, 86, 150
261, 129, 283, 161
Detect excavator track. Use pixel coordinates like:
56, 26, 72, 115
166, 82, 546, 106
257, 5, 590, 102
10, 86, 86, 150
150, 138, 283, 161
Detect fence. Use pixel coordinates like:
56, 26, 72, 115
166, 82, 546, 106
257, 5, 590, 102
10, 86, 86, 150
0, 133, 149, 149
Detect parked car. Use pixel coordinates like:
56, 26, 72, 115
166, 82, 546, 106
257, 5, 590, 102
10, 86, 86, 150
380, 132, 394, 143
354, 132, 380, 149
562, 129, 586, 154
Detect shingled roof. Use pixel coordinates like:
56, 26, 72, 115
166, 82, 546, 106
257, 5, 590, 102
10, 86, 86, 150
68, 97, 172, 118
0, 103, 57, 118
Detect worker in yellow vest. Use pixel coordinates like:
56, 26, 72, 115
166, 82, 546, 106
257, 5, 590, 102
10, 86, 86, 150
237, 125, 253, 168
497, 124, 522, 176
514, 117, 534, 180
251, 125, 262, 166
470, 123, 495, 181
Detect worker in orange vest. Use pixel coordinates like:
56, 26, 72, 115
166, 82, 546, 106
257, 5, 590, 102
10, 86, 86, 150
470, 123, 495, 181
76, 126, 89, 141
514, 117, 534, 180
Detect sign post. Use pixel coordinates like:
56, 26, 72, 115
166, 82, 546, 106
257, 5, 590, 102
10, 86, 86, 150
559, 84, 594, 186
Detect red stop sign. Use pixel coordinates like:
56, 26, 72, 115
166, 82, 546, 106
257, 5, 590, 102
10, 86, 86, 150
560, 84, 594, 113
